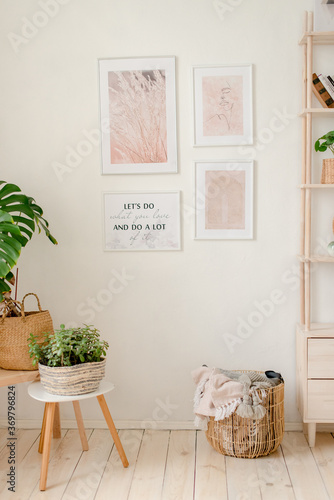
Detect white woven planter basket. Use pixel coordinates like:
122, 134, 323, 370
38, 358, 106, 396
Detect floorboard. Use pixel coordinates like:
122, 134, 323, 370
1, 429, 334, 499
127, 430, 170, 500
310, 433, 334, 500
2, 430, 62, 500
281, 431, 330, 500
161, 430, 196, 500
194, 430, 227, 500
62, 429, 112, 500
226, 454, 262, 500
95, 429, 143, 500
0, 429, 40, 497
255, 447, 294, 500
29, 429, 93, 500
0, 429, 8, 451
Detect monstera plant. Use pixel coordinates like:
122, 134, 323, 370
0, 181, 57, 310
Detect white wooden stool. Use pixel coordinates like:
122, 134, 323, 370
28, 380, 129, 491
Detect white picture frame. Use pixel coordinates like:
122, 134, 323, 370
314, 0, 334, 31
99, 56, 177, 174
195, 161, 253, 240
193, 64, 253, 146
103, 191, 181, 251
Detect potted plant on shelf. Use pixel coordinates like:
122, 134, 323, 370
314, 130, 334, 183
0, 181, 57, 370
28, 324, 109, 395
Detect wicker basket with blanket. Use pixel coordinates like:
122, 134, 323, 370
192, 367, 284, 459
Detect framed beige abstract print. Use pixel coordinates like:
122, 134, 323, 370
195, 161, 253, 239
99, 57, 177, 174
193, 64, 253, 146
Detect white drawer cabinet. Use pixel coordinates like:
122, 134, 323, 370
308, 380, 334, 419
308, 339, 334, 379
296, 325, 334, 446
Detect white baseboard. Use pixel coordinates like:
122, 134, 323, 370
1, 419, 330, 432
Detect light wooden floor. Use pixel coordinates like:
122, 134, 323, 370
1, 428, 334, 499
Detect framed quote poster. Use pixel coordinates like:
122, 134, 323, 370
193, 64, 253, 146
103, 191, 181, 251
195, 161, 253, 240
99, 56, 177, 174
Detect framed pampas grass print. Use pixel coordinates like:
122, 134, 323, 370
195, 161, 253, 240
99, 56, 177, 174
193, 64, 253, 146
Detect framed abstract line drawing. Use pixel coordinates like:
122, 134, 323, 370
99, 56, 177, 174
193, 64, 253, 146
195, 161, 253, 239
103, 191, 181, 251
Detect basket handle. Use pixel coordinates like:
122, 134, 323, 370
21, 293, 43, 317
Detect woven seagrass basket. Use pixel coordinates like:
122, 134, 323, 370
38, 358, 106, 396
321, 158, 334, 184
205, 372, 284, 459
0, 293, 54, 371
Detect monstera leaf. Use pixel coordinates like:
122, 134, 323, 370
0, 181, 57, 296
0, 211, 22, 293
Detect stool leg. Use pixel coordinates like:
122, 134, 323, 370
96, 394, 129, 468
38, 404, 47, 454
72, 401, 89, 451
40, 402, 55, 491
53, 403, 61, 439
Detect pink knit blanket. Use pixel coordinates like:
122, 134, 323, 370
192, 366, 274, 428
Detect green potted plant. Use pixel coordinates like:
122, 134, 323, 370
0, 181, 57, 370
314, 131, 334, 183
0, 180, 57, 306
28, 324, 109, 395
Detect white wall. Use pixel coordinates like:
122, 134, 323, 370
0, 0, 315, 427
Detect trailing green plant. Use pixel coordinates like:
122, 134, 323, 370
28, 324, 109, 367
314, 131, 334, 155
0, 181, 57, 299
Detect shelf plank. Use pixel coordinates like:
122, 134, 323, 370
298, 255, 334, 263
0, 368, 39, 388
300, 184, 334, 188
299, 31, 334, 45
300, 108, 334, 116
297, 323, 334, 337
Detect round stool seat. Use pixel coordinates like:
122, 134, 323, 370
28, 380, 115, 402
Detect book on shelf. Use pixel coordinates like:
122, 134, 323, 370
318, 74, 334, 99
312, 73, 334, 108
328, 75, 334, 89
